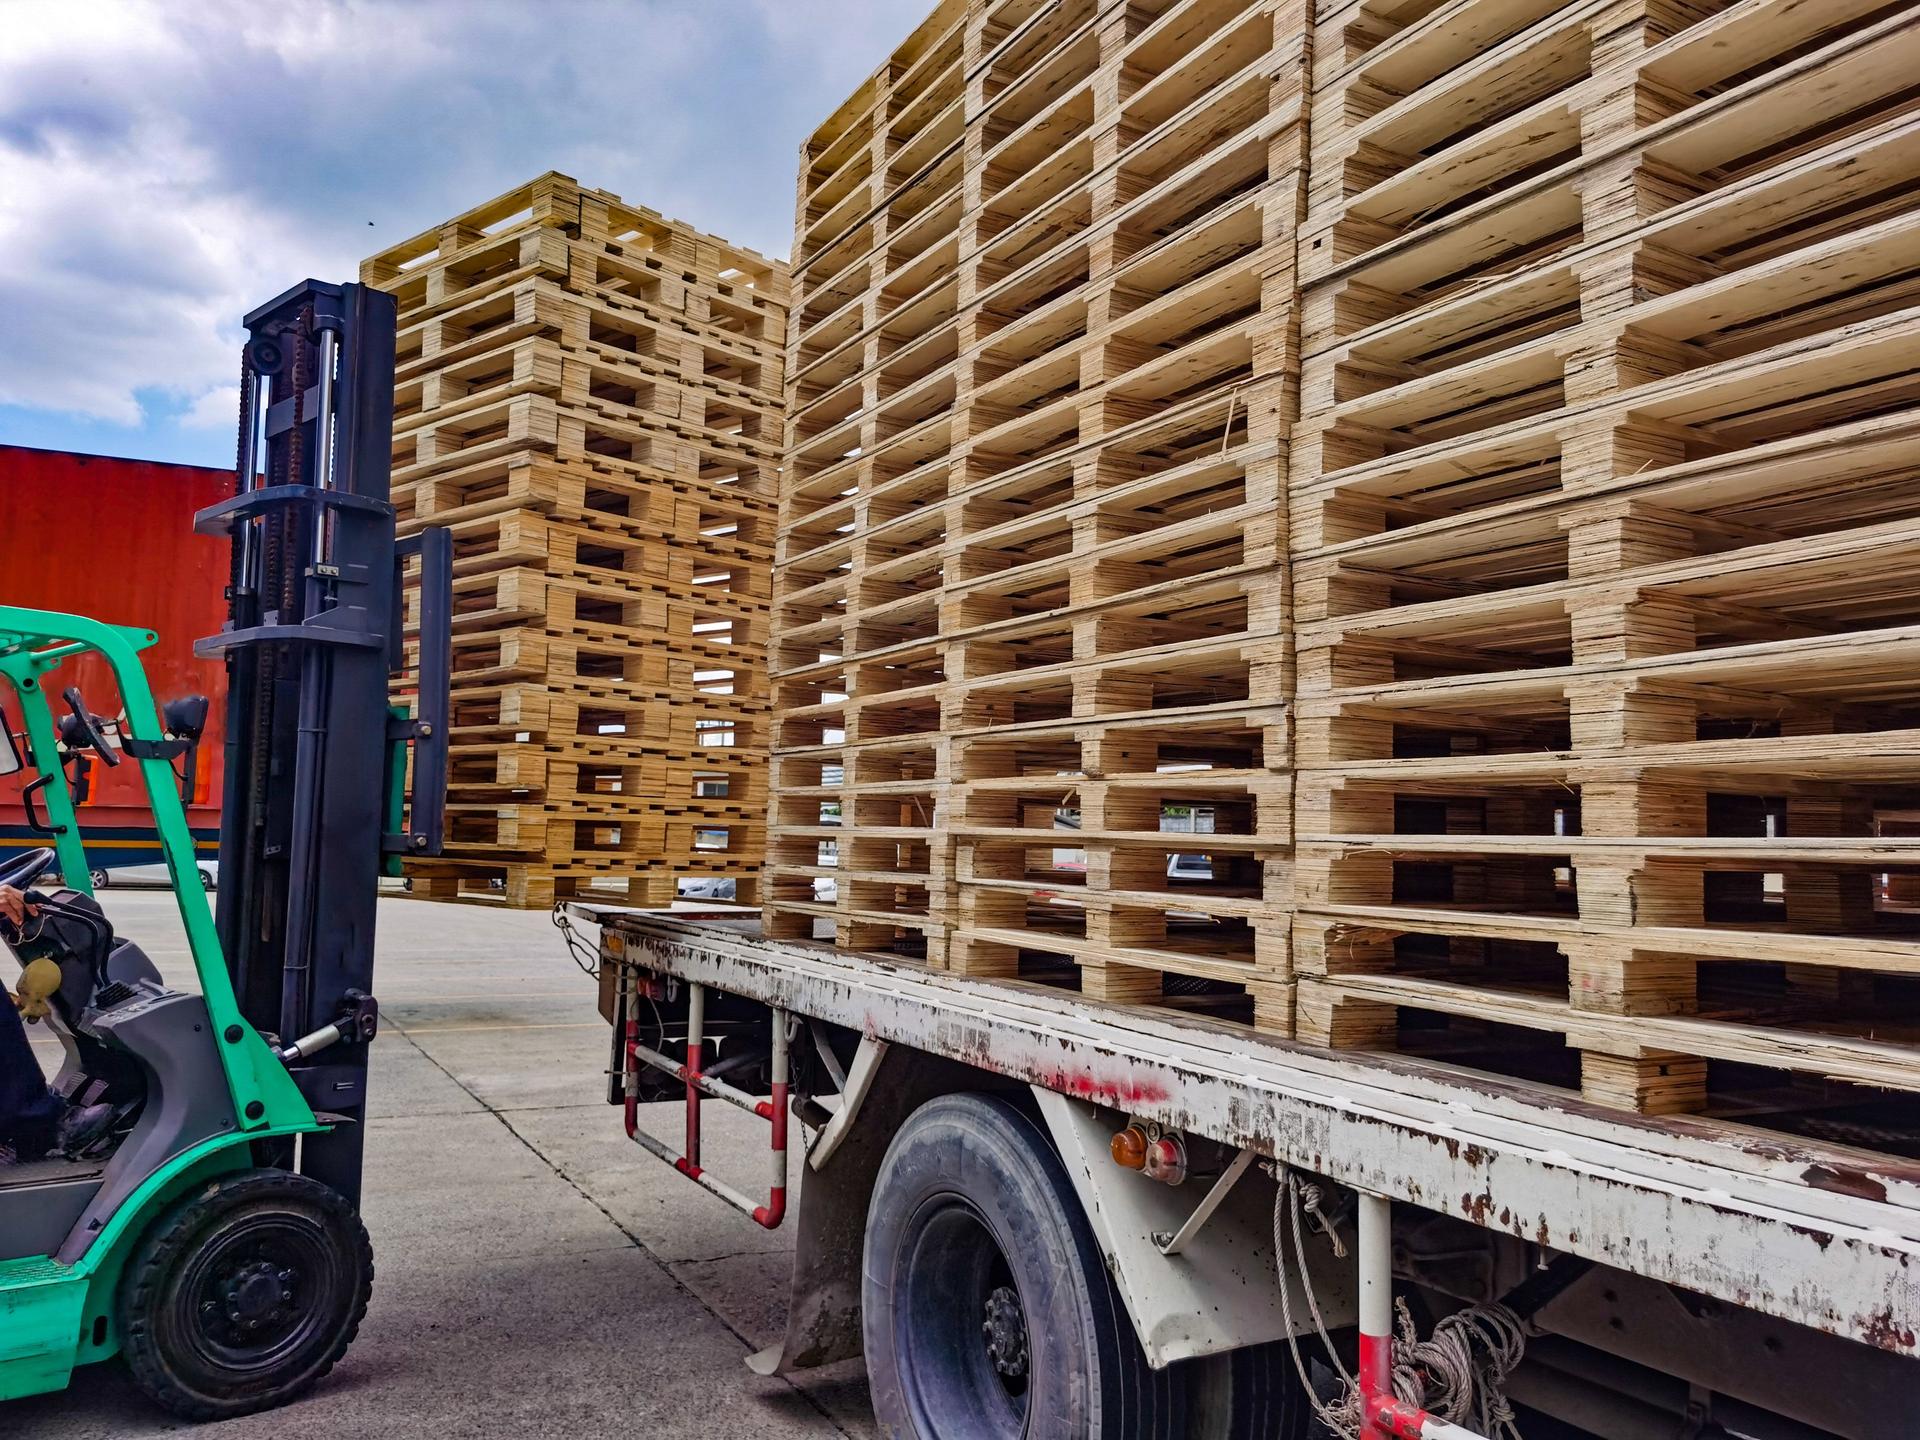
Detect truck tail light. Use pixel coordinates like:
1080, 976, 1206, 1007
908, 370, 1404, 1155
1110, 1124, 1149, 1170
1143, 1135, 1188, 1186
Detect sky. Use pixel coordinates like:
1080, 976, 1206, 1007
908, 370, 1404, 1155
0, 0, 932, 468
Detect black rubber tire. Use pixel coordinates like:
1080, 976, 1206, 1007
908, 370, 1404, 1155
863, 1093, 1182, 1440
1180, 1341, 1312, 1440
118, 1169, 373, 1421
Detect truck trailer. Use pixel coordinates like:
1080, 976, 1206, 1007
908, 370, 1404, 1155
569, 905, 1916, 1440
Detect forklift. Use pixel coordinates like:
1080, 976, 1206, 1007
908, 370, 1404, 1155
0, 279, 450, 1420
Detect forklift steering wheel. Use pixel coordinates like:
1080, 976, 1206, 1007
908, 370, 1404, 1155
0, 846, 57, 894
0, 846, 57, 944
62, 688, 121, 768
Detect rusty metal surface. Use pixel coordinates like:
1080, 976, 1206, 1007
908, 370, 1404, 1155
573, 908, 1920, 1359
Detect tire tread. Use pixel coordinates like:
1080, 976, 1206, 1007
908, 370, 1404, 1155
118, 1168, 372, 1422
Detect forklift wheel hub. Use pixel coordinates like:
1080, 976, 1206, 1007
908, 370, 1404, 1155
220, 1260, 295, 1330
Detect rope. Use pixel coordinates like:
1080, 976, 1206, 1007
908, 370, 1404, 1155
1264, 1164, 1527, 1440
1391, 1296, 1527, 1440
1266, 1164, 1362, 1438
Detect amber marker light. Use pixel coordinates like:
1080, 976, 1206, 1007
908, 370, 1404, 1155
1110, 1124, 1149, 1169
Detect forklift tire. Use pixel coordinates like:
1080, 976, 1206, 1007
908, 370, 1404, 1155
118, 1169, 373, 1421
863, 1093, 1182, 1440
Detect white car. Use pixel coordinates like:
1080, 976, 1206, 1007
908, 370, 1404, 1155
90, 860, 218, 891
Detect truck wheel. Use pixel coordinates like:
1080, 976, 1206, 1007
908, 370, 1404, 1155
118, 1169, 373, 1421
864, 1093, 1181, 1439
1180, 1342, 1310, 1440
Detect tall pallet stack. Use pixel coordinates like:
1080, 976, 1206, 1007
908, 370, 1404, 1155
1287, 0, 1920, 1121
362, 173, 788, 908
769, 0, 1310, 1032
777, 0, 1920, 1147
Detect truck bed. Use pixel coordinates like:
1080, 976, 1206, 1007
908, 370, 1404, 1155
574, 905, 1920, 1359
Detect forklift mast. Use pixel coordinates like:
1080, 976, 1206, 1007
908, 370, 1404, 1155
194, 279, 451, 1205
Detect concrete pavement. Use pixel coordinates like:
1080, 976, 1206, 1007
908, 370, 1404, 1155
5, 890, 871, 1439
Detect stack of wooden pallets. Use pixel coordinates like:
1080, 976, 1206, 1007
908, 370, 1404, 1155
769, 0, 1310, 1032
363, 173, 788, 908
774, 0, 1920, 1148
1288, 0, 1920, 1120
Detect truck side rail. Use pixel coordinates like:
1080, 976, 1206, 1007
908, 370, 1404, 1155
573, 907, 1920, 1358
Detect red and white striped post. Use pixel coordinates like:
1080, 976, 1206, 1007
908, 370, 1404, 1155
1357, 1192, 1492, 1440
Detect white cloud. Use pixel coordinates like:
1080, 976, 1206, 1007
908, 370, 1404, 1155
0, 0, 934, 439
180, 385, 240, 432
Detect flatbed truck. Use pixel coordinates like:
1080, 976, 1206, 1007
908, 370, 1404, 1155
569, 906, 1916, 1440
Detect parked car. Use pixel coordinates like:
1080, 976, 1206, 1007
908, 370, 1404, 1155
90, 860, 218, 891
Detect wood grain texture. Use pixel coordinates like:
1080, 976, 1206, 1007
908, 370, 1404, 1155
364, 172, 787, 907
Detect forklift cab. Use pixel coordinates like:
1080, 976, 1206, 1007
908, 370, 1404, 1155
0, 611, 319, 1238
0, 670, 194, 1164
0, 609, 340, 1418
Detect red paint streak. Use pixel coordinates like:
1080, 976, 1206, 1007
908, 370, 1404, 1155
1358, 1332, 1391, 1440
755, 1081, 790, 1229
1038, 1069, 1171, 1107
622, 1026, 641, 1140
1370, 1396, 1436, 1440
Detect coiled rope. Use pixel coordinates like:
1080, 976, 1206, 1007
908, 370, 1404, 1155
1264, 1164, 1527, 1440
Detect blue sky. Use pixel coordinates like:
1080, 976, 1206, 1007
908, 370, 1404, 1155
0, 0, 932, 469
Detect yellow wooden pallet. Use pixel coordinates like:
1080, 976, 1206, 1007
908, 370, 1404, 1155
365, 173, 786, 905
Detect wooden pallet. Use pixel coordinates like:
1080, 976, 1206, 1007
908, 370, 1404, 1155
404, 857, 762, 910
1284, 0, 1920, 1121
365, 173, 786, 905
764, 0, 1309, 1030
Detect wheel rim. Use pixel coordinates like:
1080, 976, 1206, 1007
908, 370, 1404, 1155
171, 1213, 344, 1379
899, 1199, 1031, 1438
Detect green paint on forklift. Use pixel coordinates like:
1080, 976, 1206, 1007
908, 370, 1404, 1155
0, 607, 322, 1404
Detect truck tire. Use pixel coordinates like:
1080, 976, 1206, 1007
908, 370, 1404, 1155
118, 1169, 372, 1421
1180, 1342, 1311, 1440
863, 1092, 1182, 1439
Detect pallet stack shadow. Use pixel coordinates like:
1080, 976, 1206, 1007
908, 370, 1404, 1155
361, 173, 788, 908
1289, 0, 1920, 1128
768, 0, 1309, 1031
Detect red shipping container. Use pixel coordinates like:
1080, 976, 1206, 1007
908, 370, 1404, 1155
0, 445, 231, 875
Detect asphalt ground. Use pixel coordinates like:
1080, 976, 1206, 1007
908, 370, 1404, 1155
6, 889, 870, 1439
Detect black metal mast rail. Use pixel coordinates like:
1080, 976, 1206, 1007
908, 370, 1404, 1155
194, 279, 450, 1205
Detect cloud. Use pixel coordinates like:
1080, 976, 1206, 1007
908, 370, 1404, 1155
0, 0, 933, 439
180, 385, 240, 432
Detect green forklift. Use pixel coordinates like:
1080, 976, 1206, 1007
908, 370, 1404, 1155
0, 279, 451, 1420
